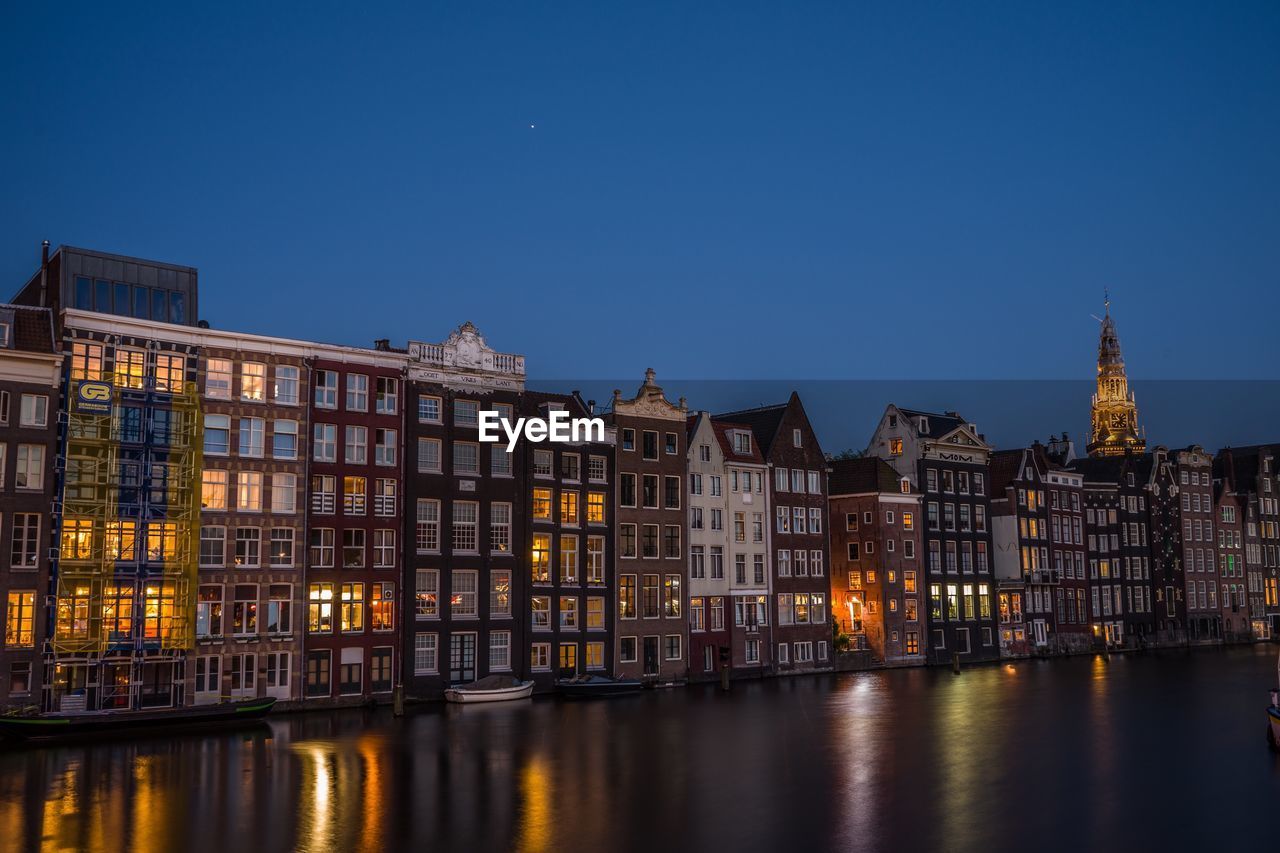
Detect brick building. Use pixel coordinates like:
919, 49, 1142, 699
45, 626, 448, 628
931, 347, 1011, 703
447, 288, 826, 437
610, 371, 688, 681
0, 305, 60, 709
870, 406, 999, 664
719, 394, 831, 673
828, 456, 923, 665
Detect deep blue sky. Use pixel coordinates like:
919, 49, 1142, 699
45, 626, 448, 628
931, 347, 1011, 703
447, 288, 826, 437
2, 1, 1278, 381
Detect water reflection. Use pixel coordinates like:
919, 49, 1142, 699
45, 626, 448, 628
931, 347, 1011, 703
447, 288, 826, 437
1, 646, 1278, 853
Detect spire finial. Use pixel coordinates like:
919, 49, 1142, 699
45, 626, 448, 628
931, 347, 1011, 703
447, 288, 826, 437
1104, 288, 1110, 315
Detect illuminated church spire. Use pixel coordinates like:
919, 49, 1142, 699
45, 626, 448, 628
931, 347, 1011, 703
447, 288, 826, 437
1087, 293, 1146, 457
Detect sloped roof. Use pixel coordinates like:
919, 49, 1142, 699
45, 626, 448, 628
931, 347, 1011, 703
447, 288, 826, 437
1067, 451, 1154, 485
713, 402, 788, 455
522, 389, 591, 418
0, 304, 55, 353
897, 407, 967, 439
1215, 445, 1274, 491
710, 417, 765, 465
829, 456, 909, 496
989, 449, 1027, 494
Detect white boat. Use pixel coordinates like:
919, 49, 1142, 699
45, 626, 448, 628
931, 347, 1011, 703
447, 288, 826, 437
444, 675, 535, 704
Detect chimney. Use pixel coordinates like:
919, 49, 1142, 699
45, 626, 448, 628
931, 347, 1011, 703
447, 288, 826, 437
587, 399, 595, 415
374, 339, 390, 351
39, 240, 50, 307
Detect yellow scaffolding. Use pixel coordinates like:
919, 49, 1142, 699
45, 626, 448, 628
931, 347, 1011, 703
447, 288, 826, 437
51, 377, 203, 657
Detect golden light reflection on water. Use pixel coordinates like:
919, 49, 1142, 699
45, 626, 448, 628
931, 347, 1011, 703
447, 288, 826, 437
295, 744, 334, 853
517, 754, 553, 853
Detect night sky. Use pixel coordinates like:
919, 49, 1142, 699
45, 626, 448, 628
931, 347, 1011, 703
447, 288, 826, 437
3, 2, 1278, 402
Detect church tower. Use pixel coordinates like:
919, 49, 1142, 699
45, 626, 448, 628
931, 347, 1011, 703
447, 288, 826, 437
1087, 296, 1146, 457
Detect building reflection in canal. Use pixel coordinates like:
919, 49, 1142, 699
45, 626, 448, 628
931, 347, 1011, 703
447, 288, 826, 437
1, 646, 1278, 853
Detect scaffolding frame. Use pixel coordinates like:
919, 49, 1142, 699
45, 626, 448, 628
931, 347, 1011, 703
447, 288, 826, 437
46, 362, 203, 712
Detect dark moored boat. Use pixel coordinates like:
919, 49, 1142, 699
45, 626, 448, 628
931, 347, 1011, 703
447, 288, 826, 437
0, 697, 277, 741
556, 674, 644, 699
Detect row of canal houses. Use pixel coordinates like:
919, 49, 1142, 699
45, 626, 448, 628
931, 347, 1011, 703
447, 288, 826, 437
0, 245, 1277, 714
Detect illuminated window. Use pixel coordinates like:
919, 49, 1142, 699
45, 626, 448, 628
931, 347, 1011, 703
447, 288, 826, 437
142, 582, 177, 640
559, 642, 578, 673
241, 362, 266, 401
559, 596, 578, 629
202, 469, 228, 509
343, 475, 367, 515
237, 471, 263, 512
154, 353, 185, 393
532, 533, 552, 582
529, 484, 550, 517
70, 341, 105, 381
560, 491, 579, 525
308, 583, 334, 633
146, 522, 179, 563
4, 591, 35, 648
340, 583, 364, 632
60, 518, 93, 561
587, 596, 605, 630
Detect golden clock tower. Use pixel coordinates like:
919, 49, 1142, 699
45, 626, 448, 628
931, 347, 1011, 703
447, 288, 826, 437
1087, 296, 1146, 458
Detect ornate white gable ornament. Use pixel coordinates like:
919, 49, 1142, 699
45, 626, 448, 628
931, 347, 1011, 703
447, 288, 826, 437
612, 368, 688, 419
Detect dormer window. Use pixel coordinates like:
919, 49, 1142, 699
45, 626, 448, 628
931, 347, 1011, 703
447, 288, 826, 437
0, 321, 10, 347
733, 431, 751, 455
918, 417, 929, 433
900, 478, 910, 494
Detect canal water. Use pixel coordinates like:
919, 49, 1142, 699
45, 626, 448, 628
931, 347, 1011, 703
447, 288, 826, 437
2, 645, 1278, 853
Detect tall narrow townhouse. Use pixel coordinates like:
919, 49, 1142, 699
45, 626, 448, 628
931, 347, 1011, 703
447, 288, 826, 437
609, 370, 688, 682
990, 443, 1092, 655
828, 457, 924, 666
0, 305, 61, 709
402, 323, 525, 697
869, 406, 999, 664
304, 342, 406, 704
1216, 446, 1280, 639
1170, 446, 1219, 643
1068, 453, 1160, 648
523, 391, 616, 689
714, 417, 772, 678
193, 330, 309, 706
1210, 470, 1249, 642
686, 413, 772, 680
718, 393, 831, 673
12, 245, 204, 713
685, 413, 733, 680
